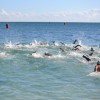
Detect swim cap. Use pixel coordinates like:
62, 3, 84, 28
97, 61, 100, 65
91, 48, 94, 51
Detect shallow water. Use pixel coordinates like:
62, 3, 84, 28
0, 22, 100, 100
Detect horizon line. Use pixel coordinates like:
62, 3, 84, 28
0, 21, 100, 23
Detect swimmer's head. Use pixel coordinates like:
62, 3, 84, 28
97, 61, 100, 65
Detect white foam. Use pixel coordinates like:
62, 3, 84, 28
88, 72, 100, 77
32, 52, 43, 58
69, 51, 83, 57
0, 52, 14, 59
2, 41, 100, 63
0, 52, 6, 57
30, 40, 38, 47
24, 44, 34, 48
4, 41, 22, 49
90, 56, 100, 61
77, 58, 88, 64
95, 48, 100, 54
30, 40, 50, 47
5, 41, 15, 48
54, 42, 59, 46
45, 54, 66, 59
65, 44, 74, 48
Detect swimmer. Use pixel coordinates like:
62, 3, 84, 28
94, 61, 100, 72
39, 42, 48, 46
89, 48, 94, 56
59, 48, 67, 54
32, 51, 37, 53
32, 51, 37, 55
73, 39, 78, 44
32, 51, 42, 58
44, 52, 52, 56
82, 55, 91, 62
90, 48, 94, 51
60, 42, 65, 46
51, 41, 56, 46
73, 45, 81, 50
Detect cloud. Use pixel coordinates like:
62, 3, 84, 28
0, 9, 36, 21
78, 9, 100, 18
0, 9, 8, 16
0, 9, 100, 22
37, 9, 100, 22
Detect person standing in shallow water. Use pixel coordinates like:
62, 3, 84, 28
6, 24, 10, 28
94, 61, 100, 72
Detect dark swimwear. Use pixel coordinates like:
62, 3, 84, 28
83, 55, 91, 61
74, 45, 81, 48
73, 40, 78, 44
89, 52, 93, 56
44, 53, 52, 56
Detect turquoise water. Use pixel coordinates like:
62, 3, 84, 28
0, 22, 100, 100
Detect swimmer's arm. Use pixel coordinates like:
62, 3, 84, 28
94, 66, 98, 72
94, 66, 97, 72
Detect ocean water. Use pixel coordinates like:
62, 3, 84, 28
0, 22, 100, 100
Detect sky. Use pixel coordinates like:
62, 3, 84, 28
0, 0, 100, 22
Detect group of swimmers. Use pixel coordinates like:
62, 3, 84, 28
73, 39, 100, 72
31, 39, 100, 72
